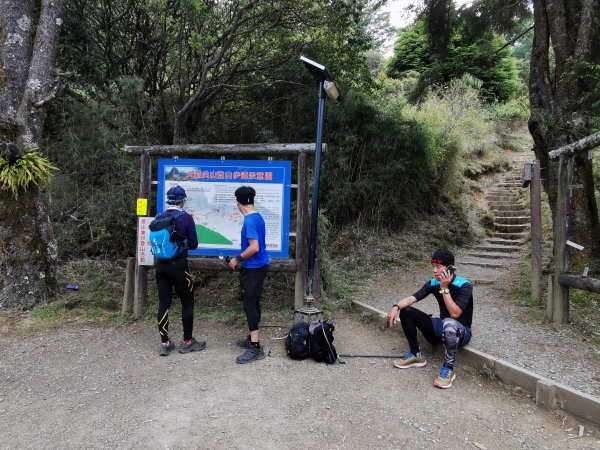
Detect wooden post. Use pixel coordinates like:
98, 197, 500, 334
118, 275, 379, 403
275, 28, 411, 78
133, 152, 152, 319
294, 153, 309, 310
546, 274, 554, 321
122, 257, 135, 315
552, 155, 573, 324
530, 160, 542, 301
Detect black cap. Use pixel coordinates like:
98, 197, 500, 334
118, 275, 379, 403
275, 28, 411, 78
431, 249, 454, 266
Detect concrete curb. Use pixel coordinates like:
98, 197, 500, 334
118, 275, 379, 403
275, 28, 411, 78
352, 300, 600, 427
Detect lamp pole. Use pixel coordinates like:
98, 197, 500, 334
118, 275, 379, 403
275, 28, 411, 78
306, 80, 326, 299
295, 56, 340, 322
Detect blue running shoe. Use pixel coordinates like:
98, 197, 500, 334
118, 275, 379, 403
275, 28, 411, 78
434, 364, 456, 389
392, 352, 427, 369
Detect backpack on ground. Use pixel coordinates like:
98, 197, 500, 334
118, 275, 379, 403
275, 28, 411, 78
149, 210, 187, 260
308, 320, 338, 365
284, 321, 311, 360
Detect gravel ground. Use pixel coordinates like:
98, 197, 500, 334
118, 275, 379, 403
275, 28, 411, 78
0, 317, 599, 449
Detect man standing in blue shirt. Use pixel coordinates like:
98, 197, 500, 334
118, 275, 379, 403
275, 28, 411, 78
228, 186, 270, 364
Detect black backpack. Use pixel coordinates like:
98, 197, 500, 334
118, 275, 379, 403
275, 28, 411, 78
308, 320, 338, 365
284, 322, 310, 360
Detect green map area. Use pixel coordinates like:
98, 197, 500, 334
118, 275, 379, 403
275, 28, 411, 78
196, 224, 233, 245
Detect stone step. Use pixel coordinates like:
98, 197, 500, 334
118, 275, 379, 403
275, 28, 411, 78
488, 188, 520, 195
493, 210, 527, 218
466, 251, 520, 259
473, 243, 520, 253
470, 278, 495, 285
494, 216, 530, 225
489, 202, 526, 211
493, 231, 529, 240
485, 237, 526, 246
494, 222, 530, 233
487, 194, 522, 202
496, 182, 523, 188
461, 260, 503, 269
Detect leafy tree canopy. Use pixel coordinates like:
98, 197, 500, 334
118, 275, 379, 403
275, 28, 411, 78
386, 18, 520, 103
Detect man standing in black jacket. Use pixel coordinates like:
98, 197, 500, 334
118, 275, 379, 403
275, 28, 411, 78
155, 186, 205, 356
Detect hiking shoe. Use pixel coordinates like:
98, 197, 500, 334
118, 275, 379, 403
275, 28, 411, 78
236, 338, 253, 349
179, 338, 207, 354
434, 364, 456, 389
159, 340, 175, 356
236, 346, 265, 364
392, 352, 427, 369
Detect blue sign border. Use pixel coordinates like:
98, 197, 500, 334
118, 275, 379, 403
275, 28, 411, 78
156, 159, 291, 258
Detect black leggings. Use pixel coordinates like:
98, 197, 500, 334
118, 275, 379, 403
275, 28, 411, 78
399, 306, 437, 355
156, 258, 194, 342
239, 265, 268, 332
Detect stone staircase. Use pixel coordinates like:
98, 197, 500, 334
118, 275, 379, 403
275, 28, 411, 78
460, 147, 534, 285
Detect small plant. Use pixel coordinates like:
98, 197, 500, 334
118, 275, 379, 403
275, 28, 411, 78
0, 149, 57, 198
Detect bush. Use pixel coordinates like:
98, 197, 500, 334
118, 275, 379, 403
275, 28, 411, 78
321, 90, 438, 229
45, 77, 145, 259
404, 75, 499, 188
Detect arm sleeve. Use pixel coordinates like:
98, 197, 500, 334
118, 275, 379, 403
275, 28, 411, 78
184, 215, 198, 250
412, 281, 432, 302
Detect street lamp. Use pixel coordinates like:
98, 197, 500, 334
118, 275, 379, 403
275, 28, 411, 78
296, 56, 340, 322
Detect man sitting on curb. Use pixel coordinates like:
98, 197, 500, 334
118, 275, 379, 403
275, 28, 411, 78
387, 249, 473, 389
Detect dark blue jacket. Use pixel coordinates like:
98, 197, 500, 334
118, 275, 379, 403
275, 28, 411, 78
164, 208, 198, 257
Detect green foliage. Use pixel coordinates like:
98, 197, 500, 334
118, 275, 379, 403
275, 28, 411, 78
493, 96, 530, 125
404, 75, 499, 185
321, 90, 438, 229
46, 77, 143, 258
387, 20, 522, 103
0, 150, 58, 198
386, 21, 431, 77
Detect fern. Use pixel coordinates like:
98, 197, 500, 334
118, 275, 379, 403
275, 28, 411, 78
0, 149, 58, 198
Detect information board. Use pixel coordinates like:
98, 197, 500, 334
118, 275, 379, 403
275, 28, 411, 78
156, 159, 291, 258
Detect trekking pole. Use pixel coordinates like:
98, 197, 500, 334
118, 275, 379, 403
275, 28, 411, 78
266, 330, 289, 357
337, 353, 406, 359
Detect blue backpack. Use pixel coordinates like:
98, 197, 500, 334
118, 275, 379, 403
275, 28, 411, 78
149, 210, 187, 260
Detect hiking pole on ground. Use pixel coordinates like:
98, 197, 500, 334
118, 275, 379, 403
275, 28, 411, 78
337, 353, 406, 359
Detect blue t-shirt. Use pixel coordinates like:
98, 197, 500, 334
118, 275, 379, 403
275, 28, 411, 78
240, 212, 269, 268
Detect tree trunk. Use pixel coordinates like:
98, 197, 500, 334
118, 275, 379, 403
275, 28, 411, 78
0, 0, 67, 310
529, 0, 600, 269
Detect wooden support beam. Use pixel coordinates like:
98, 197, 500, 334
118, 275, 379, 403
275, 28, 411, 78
294, 153, 309, 309
124, 143, 325, 156
122, 257, 135, 315
558, 274, 600, 293
548, 131, 600, 160
552, 156, 573, 324
187, 257, 296, 272
530, 161, 542, 301
133, 153, 152, 319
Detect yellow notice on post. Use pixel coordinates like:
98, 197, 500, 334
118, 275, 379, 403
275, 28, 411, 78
136, 198, 148, 216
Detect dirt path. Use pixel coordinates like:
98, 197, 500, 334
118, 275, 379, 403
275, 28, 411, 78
1, 316, 599, 449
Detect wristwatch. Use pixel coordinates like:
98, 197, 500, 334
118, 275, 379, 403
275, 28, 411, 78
443, 288, 450, 294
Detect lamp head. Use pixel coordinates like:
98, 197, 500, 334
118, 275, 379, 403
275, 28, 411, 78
300, 55, 332, 82
300, 56, 341, 101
